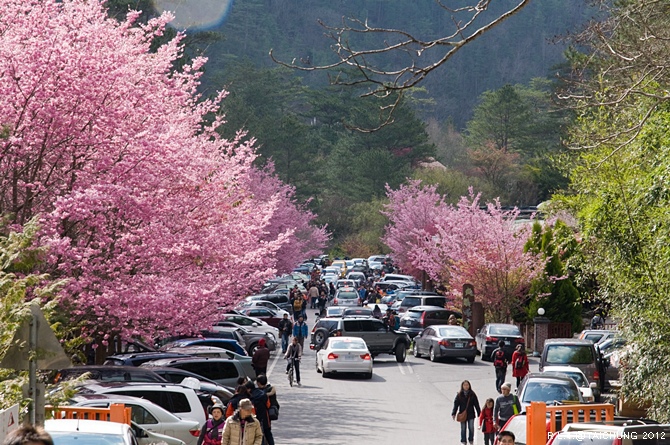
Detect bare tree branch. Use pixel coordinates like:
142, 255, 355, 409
269, 0, 531, 130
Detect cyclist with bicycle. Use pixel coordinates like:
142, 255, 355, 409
284, 336, 303, 386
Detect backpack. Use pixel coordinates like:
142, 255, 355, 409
493, 350, 506, 368
293, 298, 302, 311
515, 355, 525, 369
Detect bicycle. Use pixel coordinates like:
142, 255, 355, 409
287, 358, 295, 387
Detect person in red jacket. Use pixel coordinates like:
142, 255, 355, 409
479, 398, 496, 445
511, 344, 529, 387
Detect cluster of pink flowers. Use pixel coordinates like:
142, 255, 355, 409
383, 181, 543, 318
0, 0, 327, 341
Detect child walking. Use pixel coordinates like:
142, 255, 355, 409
479, 398, 496, 445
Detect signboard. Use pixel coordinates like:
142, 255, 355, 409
0, 404, 19, 443
462, 284, 475, 337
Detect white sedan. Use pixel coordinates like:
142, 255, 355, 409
542, 365, 600, 402
316, 336, 373, 379
71, 394, 200, 445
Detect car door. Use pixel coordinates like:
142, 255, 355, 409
415, 328, 429, 354
358, 319, 384, 351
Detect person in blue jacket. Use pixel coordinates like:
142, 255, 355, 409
292, 315, 308, 348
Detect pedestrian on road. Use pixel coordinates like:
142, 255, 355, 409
197, 403, 225, 445
292, 316, 308, 348
448, 314, 460, 325
491, 340, 508, 393
278, 313, 293, 354
451, 379, 481, 445
251, 338, 270, 378
247, 379, 273, 445
511, 344, 529, 387
221, 398, 263, 445
494, 383, 521, 431
225, 384, 254, 419
479, 398, 496, 445
284, 336, 302, 385
308, 283, 319, 309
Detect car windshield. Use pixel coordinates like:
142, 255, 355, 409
337, 292, 358, 300
330, 339, 367, 350
438, 327, 470, 337
489, 325, 521, 336
546, 345, 594, 364
522, 381, 581, 403
502, 416, 527, 444
50, 432, 126, 445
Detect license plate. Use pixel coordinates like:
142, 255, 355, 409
454, 343, 464, 348
504, 341, 511, 345
343, 355, 357, 361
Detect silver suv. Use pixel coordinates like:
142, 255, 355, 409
310, 317, 411, 362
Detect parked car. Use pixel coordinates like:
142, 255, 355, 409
45, 419, 141, 445
140, 356, 251, 387
475, 323, 524, 360
346, 272, 366, 285
539, 338, 603, 388
541, 366, 600, 402
160, 346, 255, 380
69, 393, 200, 445
215, 313, 279, 338
578, 329, 618, 344
399, 305, 462, 338
395, 292, 446, 314
332, 288, 359, 307
310, 317, 411, 362
159, 338, 247, 357
236, 307, 284, 328
103, 352, 190, 367
148, 366, 234, 404
75, 382, 207, 426
325, 306, 345, 318
341, 307, 374, 318
413, 325, 476, 363
53, 366, 166, 384
235, 300, 290, 318
516, 374, 584, 409
242, 293, 293, 313
203, 326, 275, 355
316, 336, 373, 379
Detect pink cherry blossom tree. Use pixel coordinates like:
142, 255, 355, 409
384, 182, 543, 321
0, 0, 326, 345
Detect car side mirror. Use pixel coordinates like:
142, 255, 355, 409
252, 323, 259, 327
589, 382, 598, 390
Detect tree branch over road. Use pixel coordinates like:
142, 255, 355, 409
270, 0, 531, 130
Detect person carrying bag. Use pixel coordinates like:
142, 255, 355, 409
451, 380, 481, 445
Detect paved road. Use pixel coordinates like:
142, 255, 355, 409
265, 321, 541, 445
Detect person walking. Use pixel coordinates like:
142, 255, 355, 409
494, 383, 521, 430
308, 283, 319, 309
221, 398, 263, 445
251, 338, 270, 378
284, 336, 302, 385
247, 380, 273, 445
291, 292, 303, 322
257, 375, 279, 421
491, 340, 509, 393
511, 344, 529, 387
278, 313, 293, 354
225, 384, 254, 419
197, 403, 225, 445
292, 315, 308, 348
451, 379, 481, 445
479, 398, 496, 445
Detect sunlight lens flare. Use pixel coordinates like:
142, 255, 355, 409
152, 0, 233, 30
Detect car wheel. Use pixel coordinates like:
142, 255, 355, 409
316, 358, 321, 373
413, 342, 422, 358
429, 347, 437, 362
395, 343, 406, 363
365, 372, 373, 380
248, 342, 259, 356
313, 328, 329, 349
466, 356, 475, 364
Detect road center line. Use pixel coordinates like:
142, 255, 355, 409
267, 350, 281, 379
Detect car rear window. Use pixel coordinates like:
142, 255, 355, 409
489, 325, 522, 336
522, 381, 581, 403
330, 339, 367, 349
546, 345, 594, 365
337, 292, 358, 299
316, 320, 339, 331
405, 311, 422, 319
402, 297, 422, 307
